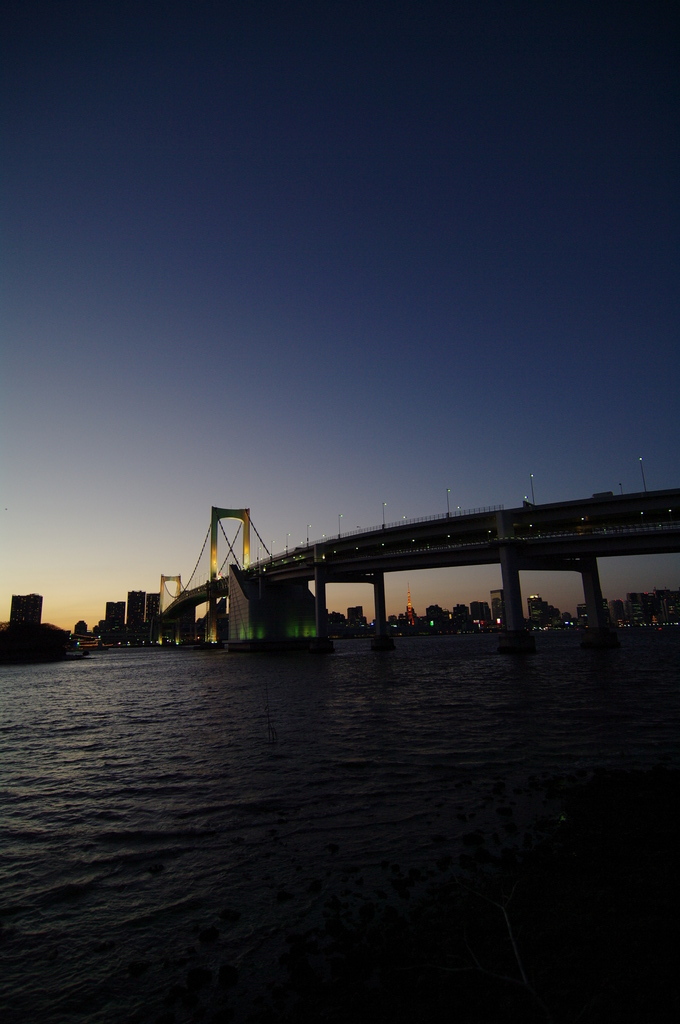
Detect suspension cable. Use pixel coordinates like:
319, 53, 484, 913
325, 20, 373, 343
183, 526, 211, 591
180, 515, 272, 595
249, 517, 271, 559
219, 520, 242, 571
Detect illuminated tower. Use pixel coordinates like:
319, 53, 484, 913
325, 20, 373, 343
208, 507, 251, 642
406, 585, 416, 626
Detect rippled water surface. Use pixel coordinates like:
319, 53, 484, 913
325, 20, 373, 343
1, 632, 679, 1022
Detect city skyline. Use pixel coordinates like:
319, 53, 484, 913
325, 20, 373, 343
2, 2, 679, 629
9, 574, 680, 636
3, 489, 679, 630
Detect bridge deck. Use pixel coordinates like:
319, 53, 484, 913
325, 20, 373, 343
161, 489, 680, 617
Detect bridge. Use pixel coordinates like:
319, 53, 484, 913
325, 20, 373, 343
159, 488, 680, 652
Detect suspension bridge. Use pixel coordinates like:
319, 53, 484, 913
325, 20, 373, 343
157, 488, 680, 652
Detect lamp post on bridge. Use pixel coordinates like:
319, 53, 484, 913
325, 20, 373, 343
446, 489, 450, 516
530, 473, 535, 505
338, 513, 343, 538
639, 457, 647, 492
382, 502, 387, 528
286, 533, 290, 554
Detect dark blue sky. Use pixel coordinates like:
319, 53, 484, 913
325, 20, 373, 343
2, 1, 679, 627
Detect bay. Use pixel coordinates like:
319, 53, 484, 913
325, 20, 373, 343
1, 631, 678, 1022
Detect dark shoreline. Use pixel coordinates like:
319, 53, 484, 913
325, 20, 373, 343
242, 765, 679, 1024
3, 765, 677, 1023
0, 622, 69, 663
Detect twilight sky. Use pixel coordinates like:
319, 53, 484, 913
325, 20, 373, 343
2, 0, 679, 630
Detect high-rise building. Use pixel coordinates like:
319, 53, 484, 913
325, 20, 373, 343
470, 600, 491, 623
10, 593, 43, 624
625, 590, 679, 626
527, 595, 550, 627
451, 604, 471, 631
145, 593, 160, 623
626, 593, 651, 625
526, 595, 563, 627
347, 606, 366, 627
105, 601, 126, 629
654, 589, 680, 624
127, 591, 146, 631
490, 589, 505, 627
425, 604, 450, 630
608, 599, 626, 626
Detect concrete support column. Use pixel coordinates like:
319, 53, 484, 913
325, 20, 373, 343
313, 562, 327, 637
580, 556, 620, 648
497, 543, 536, 653
310, 547, 333, 652
371, 570, 394, 650
206, 580, 217, 643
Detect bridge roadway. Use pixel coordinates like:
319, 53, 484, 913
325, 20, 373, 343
252, 489, 680, 582
162, 487, 680, 651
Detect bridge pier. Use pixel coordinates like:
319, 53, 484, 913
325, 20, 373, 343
497, 520, 536, 653
310, 550, 334, 653
371, 571, 394, 650
580, 556, 620, 648
228, 565, 316, 651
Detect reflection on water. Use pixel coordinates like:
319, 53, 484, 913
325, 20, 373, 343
1, 631, 678, 1022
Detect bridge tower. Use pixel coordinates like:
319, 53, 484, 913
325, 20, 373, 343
207, 507, 251, 642
158, 575, 182, 643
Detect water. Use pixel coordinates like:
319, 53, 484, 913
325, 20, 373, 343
1, 631, 679, 1022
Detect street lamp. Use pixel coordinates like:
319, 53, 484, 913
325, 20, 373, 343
530, 473, 535, 504
286, 533, 290, 553
338, 513, 343, 538
446, 489, 450, 516
639, 457, 647, 492
307, 524, 311, 545
382, 502, 387, 527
